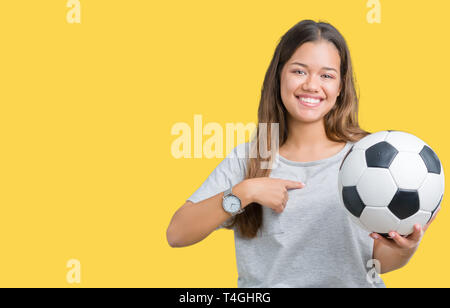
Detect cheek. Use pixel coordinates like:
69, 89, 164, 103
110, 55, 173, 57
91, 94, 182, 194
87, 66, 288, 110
323, 83, 341, 98
285, 77, 302, 93
280, 77, 300, 101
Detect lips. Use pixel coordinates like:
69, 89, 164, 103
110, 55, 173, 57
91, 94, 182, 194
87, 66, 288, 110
296, 95, 324, 108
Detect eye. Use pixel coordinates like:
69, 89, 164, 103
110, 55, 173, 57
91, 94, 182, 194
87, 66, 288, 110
322, 74, 334, 79
294, 70, 306, 75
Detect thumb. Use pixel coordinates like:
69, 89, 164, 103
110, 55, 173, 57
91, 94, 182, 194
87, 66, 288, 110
284, 180, 305, 190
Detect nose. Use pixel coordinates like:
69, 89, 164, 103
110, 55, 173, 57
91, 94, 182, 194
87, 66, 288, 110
302, 74, 320, 92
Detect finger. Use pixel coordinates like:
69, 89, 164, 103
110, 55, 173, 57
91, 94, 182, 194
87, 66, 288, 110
276, 199, 285, 213
370, 233, 398, 249
388, 231, 411, 248
283, 180, 305, 190
406, 224, 424, 243
273, 206, 282, 214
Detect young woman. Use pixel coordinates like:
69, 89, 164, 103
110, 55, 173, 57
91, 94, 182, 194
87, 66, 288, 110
166, 20, 437, 288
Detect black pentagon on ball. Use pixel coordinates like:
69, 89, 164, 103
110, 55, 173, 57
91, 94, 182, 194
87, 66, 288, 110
419, 145, 441, 174
342, 186, 366, 218
365, 141, 398, 168
388, 189, 420, 220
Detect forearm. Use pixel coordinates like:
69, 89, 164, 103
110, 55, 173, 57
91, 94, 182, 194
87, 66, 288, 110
166, 181, 252, 247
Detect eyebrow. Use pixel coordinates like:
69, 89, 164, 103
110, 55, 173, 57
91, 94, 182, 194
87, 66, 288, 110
291, 62, 338, 73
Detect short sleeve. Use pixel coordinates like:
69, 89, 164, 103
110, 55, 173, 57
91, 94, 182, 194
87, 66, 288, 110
186, 143, 248, 230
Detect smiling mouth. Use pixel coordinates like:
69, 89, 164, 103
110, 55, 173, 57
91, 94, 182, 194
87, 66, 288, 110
296, 96, 324, 107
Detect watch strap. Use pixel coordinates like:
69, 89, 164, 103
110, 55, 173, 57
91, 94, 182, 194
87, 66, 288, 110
223, 187, 233, 198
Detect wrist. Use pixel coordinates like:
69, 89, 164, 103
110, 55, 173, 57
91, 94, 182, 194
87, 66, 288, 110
233, 179, 253, 208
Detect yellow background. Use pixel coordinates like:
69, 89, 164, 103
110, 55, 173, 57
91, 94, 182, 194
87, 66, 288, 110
0, 0, 448, 287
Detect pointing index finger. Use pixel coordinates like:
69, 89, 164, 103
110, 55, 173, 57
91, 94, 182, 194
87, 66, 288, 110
284, 180, 306, 190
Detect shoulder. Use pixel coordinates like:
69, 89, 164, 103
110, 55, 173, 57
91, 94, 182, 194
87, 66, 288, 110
219, 142, 250, 174
227, 142, 251, 160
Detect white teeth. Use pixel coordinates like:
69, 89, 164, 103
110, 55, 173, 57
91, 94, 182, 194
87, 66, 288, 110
299, 97, 321, 104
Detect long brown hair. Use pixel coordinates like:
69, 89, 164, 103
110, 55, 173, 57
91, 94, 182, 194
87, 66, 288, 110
226, 19, 370, 238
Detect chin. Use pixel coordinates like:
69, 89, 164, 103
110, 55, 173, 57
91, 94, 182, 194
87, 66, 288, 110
291, 114, 324, 124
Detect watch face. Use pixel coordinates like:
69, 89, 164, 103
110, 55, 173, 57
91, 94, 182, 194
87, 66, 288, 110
223, 195, 241, 213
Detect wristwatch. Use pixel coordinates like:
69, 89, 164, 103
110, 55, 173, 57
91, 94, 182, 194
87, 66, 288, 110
222, 186, 245, 216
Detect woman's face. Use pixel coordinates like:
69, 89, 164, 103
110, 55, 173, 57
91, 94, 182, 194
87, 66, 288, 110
280, 40, 342, 124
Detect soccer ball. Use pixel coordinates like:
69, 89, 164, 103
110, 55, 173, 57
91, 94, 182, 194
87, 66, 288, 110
338, 130, 445, 236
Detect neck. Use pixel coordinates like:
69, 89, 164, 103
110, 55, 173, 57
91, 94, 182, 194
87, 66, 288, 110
283, 117, 331, 149
278, 116, 346, 162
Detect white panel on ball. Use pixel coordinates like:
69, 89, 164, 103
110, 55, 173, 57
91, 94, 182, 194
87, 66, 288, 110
353, 131, 389, 150
360, 207, 400, 234
396, 210, 432, 236
356, 168, 398, 207
348, 214, 372, 233
389, 152, 428, 190
418, 173, 445, 212
339, 149, 366, 186
385, 131, 428, 153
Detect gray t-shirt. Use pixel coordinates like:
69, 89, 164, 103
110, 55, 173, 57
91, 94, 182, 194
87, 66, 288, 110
187, 142, 386, 288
